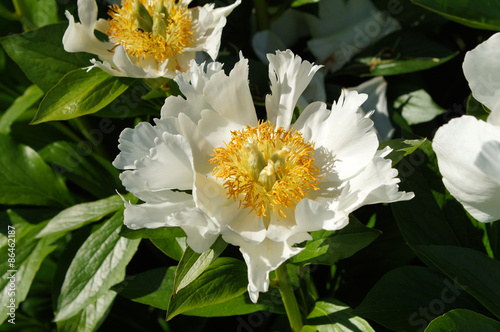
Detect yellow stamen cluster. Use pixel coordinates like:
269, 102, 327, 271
107, 0, 193, 62
210, 122, 320, 220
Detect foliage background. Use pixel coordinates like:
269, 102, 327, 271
0, 0, 499, 331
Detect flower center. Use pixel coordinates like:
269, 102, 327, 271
210, 122, 320, 222
107, 0, 193, 62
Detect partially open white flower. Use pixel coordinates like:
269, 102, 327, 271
63, 0, 240, 78
433, 32, 500, 223
113, 50, 413, 302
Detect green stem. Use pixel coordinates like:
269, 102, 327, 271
71, 117, 108, 159
253, 0, 270, 31
276, 264, 303, 332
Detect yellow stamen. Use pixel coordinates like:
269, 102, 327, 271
210, 122, 320, 220
107, 0, 193, 62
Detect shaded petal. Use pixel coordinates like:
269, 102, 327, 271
252, 30, 287, 64
348, 77, 394, 142
265, 50, 322, 130
433, 115, 500, 222
295, 198, 349, 232
463, 32, 500, 112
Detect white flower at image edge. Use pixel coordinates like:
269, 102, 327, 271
113, 50, 414, 302
63, 0, 240, 78
433, 32, 500, 223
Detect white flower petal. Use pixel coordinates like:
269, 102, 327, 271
221, 236, 303, 303
113, 122, 160, 170
348, 77, 394, 141
203, 55, 258, 127
265, 50, 322, 130
295, 198, 349, 232
126, 131, 195, 192
463, 32, 500, 112
433, 115, 500, 223
296, 90, 378, 180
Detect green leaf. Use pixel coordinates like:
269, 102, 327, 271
32, 69, 133, 123
151, 237, 187, 261
0, 85, 43, 134
113, 267, 175, 310
166, 257, 248, 320
341, 31, 457, 77
38, 141, 122, 198
414, 244, 500, 319
173, 236, 227, 294
395, 89, 446, 125
354, 266, 484, 331
467, 93, 489, 121
0, 215, 59, 325
0, 23, 93, 91
55, 211, 140, 321
425, 309, 500, 331
119, 226, 185, 239
411, 0, 500, 30
302, 298, 375, 332
0, 134, 71, 207
392, 141, 485, 251
292, 0, 320, 7
17, 0, 59, 30
37, 194, 130, 238
56, 290, 116, 332
379, 138, 426, 166
292, 215, 381, 265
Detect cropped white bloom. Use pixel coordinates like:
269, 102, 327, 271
434, 32, 500, 223
63, 0, 240, 78
113, 50, 413, 302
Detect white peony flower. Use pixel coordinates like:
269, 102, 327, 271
63, 0, 240, 78
113, 50, 413, 302
433, 32, 500, 223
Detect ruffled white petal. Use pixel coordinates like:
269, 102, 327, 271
221, 235, 303, 303
265, 50, 322, 130
295, 89, 378, 180
463, 32, 500, 113
347, 77, 394, 142
433, 115, 500, 223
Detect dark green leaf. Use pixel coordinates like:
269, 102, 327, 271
151, 237, 187, 261
379, 138, 426, 166
0, 134, 71, 207
113, 267, 175, 310
392, 141, 485, 251
425, 309, 500, 331
37, 194, 129, 238
467, 93, 489, 121
355, 266, 484, 331
292, 0, 320, 7
414, 244, 500, 319
0, 85, 43, 134
18, 0, 59, 30
341, 31, 457, 77
32, 69, 133, 123
292, 215, 381, 265
173, 236, 227, 294
302, 298, 375, 332
411, 0, 500, 30
0, 23, 93, 91
38, 141, 122, 198
166, 257, 248, 320
55, 211, 140, 321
